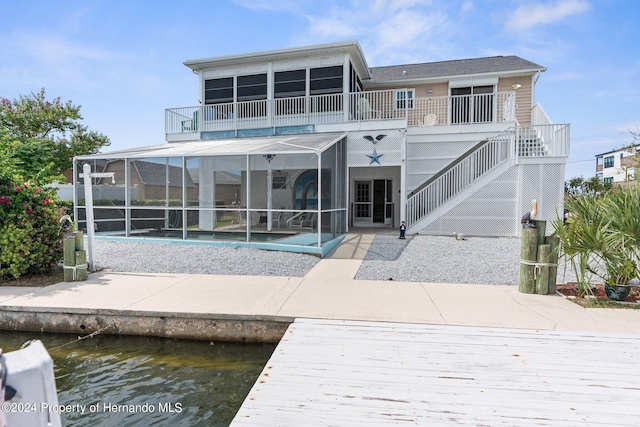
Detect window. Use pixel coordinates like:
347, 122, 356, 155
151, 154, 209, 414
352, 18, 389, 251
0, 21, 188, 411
274, 70, 306, 98
604, 177, 613, 184
272, 175, 287, 189
310, 66, 343, 95
395, 89, 414, 109
604, 156, 614, 168
204, 77, 233, 104
237, 74, 267, 101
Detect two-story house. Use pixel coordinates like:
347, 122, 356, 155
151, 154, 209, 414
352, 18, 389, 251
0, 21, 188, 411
595, 145, 638, 185
74, 40, 569, 256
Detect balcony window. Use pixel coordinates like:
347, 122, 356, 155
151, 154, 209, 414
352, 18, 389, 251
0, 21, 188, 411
310, 66, 343, 95
604, 155, 614, 168
395, 89, 414, 109
274, 69, 306, 98
204, 77, 233, 104
604, 177, 613, 184
237, 74, 267, 101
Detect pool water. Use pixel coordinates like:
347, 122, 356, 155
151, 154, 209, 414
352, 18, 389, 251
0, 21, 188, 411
0, 331, 275, 427
125, 229, 296, 242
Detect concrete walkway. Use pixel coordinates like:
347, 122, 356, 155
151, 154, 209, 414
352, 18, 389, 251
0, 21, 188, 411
0, 231, 638, 339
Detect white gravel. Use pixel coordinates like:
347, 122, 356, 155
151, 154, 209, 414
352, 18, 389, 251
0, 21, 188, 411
355, 234, 578, 285
92, 235, 578, 284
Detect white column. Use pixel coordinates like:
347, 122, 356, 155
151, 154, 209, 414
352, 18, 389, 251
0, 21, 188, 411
198, 157, 216, 230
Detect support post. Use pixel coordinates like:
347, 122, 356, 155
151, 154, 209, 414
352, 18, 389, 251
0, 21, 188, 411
546, 236, 560, 295
74, 231, 84, 251
519, 227, 538, 293
535, 244, 551, 294
63, 237, 76, 282
75, 251, 87, 281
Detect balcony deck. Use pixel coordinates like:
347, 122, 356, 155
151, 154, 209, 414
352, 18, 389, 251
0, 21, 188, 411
166, 91, 517, 141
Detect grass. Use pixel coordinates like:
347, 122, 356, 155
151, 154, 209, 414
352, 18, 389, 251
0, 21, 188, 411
0, 266, 65, 287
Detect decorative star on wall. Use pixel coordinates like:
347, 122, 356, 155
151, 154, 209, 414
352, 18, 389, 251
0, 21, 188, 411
367, 149, 384, 165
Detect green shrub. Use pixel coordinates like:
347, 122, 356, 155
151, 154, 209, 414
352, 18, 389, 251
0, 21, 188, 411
0, 175, 63, 278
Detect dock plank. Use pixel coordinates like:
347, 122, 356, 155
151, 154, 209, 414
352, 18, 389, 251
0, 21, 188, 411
231, 319, 640, 426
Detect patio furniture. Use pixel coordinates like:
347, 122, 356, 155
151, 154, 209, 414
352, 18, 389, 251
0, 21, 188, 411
418, 113, 438, 126
286, 212, 317, 229
356, 97, 380, 120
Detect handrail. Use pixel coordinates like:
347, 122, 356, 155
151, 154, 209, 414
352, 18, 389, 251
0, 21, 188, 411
165, 91, 517, 134
406, 128, 513, 228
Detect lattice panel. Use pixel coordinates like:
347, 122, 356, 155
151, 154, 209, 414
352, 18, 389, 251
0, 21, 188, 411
419, 167, 519, 237
518, 163, 565, 234
407, 140, 477, 159
347, 133, 402, 167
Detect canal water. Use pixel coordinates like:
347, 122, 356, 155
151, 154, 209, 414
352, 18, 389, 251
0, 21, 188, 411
0, 330, 276, 426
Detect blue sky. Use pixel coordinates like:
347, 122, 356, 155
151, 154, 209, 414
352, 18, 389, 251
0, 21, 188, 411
1, 0, 638, 179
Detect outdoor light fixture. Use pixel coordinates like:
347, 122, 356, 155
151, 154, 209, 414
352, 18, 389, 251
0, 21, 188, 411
512, 83, 522, 90
263, 154, 276, 163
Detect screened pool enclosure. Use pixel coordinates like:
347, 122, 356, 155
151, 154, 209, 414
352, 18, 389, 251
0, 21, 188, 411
73, 133, 348, 257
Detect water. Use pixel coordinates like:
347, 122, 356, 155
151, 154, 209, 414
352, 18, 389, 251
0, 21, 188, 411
0, 331, 275, 426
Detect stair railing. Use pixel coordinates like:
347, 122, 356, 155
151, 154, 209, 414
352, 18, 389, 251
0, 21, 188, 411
406, 128, 513, 228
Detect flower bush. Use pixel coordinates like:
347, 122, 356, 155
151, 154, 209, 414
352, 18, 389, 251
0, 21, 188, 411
0, 174, 63, 278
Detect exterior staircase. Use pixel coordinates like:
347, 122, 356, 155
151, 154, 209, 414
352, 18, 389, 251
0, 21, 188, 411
405, 128, 515, 233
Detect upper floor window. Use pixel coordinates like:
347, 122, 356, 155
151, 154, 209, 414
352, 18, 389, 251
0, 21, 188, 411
237, 74, 267, 102
604, 155, 614, 168
274, 70, 306, 98
604, 177, 613, 184
310, 66, 343, 95
204, 77, 233, 104
395, 89, 414, 109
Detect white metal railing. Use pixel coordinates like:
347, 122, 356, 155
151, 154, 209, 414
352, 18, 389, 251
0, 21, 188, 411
531, 103, 552, 126
516, 124, 570, 158
406, 121, 570, 228
406, 130, 512, 228
410, 92, 515, 126
165, 91, 516, 134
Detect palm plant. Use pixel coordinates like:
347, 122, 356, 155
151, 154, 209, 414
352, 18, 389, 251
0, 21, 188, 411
554, 186, 640, 298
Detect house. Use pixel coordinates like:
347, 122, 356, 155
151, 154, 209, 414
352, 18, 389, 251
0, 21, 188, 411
74, 41, 569, 256
595, 145, 638, 185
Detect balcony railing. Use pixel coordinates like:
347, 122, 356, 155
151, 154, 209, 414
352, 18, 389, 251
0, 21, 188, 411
166, 91, 517, 134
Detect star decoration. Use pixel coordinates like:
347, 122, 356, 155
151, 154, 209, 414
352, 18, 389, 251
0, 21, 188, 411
367, 149, 384, 165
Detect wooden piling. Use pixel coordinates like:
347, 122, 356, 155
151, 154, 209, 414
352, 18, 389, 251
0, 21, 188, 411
546, 236, 560, 295
63, 237, 76, 282
74, 230, 84, 251
75, 251, 88, 281
535, 244, 551, 294
519, 227, 538, 293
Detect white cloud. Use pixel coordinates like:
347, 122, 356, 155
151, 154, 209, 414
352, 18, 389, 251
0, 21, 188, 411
461, 1, 474, 14
506, 0, 591, 31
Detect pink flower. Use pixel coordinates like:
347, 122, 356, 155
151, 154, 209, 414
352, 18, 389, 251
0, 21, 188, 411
15, 186, 21, 192
42, 197, 51, 205
27, 208, 33, 215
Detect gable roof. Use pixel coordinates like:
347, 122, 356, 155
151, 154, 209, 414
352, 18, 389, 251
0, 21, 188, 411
367, 55, 546, 85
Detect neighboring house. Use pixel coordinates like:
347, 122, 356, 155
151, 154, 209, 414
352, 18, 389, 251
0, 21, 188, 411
74, 41, 569, 256
595, 145, 638, 185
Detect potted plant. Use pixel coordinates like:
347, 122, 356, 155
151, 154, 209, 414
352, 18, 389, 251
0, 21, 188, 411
603, 255, 636, 301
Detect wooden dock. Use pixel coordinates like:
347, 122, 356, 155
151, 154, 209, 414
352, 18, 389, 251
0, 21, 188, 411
231, 318, 640, 426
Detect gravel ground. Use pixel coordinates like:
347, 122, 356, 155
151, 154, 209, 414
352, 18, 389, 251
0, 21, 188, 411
354, 234, 578, 285
93, 241, 320, 277
92, 235, 578, 284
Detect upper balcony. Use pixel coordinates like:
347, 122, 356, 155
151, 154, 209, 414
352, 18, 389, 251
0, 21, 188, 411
166, 90, 517, 141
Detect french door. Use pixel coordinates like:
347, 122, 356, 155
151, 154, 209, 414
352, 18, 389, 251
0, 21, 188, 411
353, 179, 393, 225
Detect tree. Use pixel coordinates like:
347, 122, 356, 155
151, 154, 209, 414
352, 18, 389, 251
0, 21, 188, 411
565, 175, 611, 197
0, 88, 110, 182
